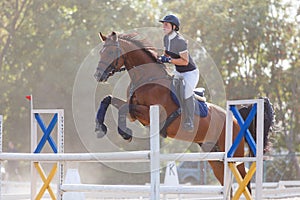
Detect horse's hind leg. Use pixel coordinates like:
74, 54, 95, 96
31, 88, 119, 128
200, 143, 227, 186
208, 161, 249, 199
208, 161, 225, 185
206, 140, 250, 198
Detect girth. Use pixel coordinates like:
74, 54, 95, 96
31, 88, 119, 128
159, 108, 181, 138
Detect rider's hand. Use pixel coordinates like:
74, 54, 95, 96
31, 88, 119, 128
158, 55, 171, 63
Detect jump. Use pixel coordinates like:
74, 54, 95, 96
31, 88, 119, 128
93, 31, 274, 194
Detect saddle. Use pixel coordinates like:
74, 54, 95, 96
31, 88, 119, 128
171, 75, 208, 118
159, 76, 209, 138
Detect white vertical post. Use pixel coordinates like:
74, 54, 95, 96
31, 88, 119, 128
255, 99, 264, 200
150, 105, 160, 200
0, 115, 3, 199
58, 110, 64, 200
31, 109, 37, 200
224, 102, 234, 199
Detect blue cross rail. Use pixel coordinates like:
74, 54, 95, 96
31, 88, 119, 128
227, 104, 257, 158
34, 113, 58, 153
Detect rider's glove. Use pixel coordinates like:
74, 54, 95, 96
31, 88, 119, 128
158, 55, 171, 63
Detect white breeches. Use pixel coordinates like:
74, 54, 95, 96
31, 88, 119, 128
173, 68, 199, 99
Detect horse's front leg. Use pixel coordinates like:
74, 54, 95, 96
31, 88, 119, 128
95, 95, 133, 141
95, 95, 112, 138
117, 103, 133, 141
114, 102, 150, 141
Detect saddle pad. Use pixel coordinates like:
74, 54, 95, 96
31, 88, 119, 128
170, 92, 208, 118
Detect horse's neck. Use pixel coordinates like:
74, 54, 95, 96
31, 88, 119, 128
128, 62, 167, 83
120, 40, 169, 84
120, 40, 155, 67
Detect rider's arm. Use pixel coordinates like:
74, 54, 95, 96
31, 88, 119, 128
170, 50, 189, 66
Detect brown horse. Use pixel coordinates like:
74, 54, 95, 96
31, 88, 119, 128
94, 32, 274, 192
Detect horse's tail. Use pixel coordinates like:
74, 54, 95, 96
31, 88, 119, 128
239, 97, 275, 153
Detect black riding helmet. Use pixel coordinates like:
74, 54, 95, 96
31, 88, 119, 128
159, 14, 180, 31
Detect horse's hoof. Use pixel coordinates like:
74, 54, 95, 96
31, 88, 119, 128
95, 123, 107, 138
118, 127, 133, 141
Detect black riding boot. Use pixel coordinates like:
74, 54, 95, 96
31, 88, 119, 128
183, 96, 195, 132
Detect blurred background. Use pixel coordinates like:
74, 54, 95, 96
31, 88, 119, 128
0, 0, 299, 186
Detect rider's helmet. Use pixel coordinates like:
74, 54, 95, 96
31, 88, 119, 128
159, 14, 180, 31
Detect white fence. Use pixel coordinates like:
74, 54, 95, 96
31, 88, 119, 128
0, 100, 269, 199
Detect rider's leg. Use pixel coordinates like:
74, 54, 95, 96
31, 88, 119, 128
182, 95, 195, 131
181, 69, 199, 131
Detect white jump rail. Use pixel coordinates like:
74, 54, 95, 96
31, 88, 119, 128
0, 151, 150, 162
0, 152, 224, 162
60, 184, 224, 195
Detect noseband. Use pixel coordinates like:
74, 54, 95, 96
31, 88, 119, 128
97, 41, 126, 79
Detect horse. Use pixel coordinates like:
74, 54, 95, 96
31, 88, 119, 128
93, 31, 274, 195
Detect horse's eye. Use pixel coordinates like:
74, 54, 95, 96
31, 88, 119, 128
108, 51, 114, 55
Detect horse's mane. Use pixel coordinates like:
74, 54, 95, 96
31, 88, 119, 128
118, 33, 158, 62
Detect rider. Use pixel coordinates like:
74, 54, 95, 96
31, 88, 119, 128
158, 14, 199, 132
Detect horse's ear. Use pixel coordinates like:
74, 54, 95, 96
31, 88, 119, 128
99, 32, 106, 42
111, 31, 118, 42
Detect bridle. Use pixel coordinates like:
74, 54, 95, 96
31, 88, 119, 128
97, 41, 126, 80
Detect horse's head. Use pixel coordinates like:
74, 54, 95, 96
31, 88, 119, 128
94, 32, 126, 82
